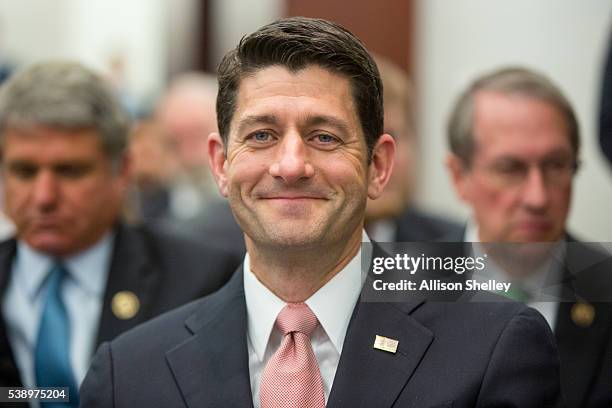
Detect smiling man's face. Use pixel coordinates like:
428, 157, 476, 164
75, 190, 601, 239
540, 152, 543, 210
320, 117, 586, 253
208, 65, 389, 250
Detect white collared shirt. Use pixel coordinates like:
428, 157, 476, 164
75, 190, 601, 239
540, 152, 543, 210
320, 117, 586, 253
465, 221, 561, 328
2, 233, 113, 394
245, 232, 369, 407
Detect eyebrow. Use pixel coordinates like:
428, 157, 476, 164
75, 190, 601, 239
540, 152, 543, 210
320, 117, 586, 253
236, 114, 278, 135
304, 115, 351, 135
236, 114, 352, 136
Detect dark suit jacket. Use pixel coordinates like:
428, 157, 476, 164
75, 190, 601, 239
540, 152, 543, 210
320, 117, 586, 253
443, 227, 612, 408
394, 208, 462, 242
0, 222, 240, 390
80, 264, 562, 407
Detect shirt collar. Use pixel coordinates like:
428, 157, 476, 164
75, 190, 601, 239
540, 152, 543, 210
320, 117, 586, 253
244, 231, 369, 361
16, 232, 114, 300
64, 232, 114, 296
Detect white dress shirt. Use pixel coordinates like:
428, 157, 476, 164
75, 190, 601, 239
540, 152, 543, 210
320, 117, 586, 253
2, 233, 113, 395
465, 221, 561, 329
245, 232, 370, 407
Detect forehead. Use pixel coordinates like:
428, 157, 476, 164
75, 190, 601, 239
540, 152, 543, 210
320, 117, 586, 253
231, 65, 359, 130
2, 126, 107, 160
472, 90, 572, 159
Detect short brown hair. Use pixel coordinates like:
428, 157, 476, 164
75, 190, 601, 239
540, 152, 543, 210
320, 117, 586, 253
448, 66, 580, 164
216, 17, 383, 161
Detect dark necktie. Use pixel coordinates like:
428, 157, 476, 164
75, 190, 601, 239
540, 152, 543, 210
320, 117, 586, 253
34, 263, 79, 407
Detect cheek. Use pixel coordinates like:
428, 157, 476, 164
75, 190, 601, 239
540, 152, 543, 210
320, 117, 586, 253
551, 187, 572, 215
323, 157, 365, 188
470, 181, 517, 217
71, 178, 121, 212
226, 159, 267, 196
3, 182, 27, 215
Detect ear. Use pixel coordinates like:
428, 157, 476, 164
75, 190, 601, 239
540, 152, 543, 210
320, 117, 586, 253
207, 132, 229, 197
446, 153, 470, 202
367, 133, 395, 200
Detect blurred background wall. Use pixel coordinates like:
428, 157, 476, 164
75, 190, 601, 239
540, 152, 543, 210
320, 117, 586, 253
0, 0, 610, 240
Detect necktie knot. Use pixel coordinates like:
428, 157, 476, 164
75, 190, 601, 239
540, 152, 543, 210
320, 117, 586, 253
276, 303, 318, 337
46, 262, 68, 289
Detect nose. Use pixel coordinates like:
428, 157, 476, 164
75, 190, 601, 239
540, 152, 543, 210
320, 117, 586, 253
521, 167, 549, 211
269, 132, 314, 184
32, 170, 59, 212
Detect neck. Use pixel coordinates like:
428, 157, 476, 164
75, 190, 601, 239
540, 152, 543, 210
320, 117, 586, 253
246, 229, 363, 303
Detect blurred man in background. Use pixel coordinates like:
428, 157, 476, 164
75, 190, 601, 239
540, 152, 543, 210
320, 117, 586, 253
365, 56, 460, 242
0, 62, 238, 406
130, 72, 244, 255
446, 66, 612, 407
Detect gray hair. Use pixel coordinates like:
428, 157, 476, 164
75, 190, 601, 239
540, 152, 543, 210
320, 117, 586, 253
447, 66, 580, 165
0, 61, 130, 161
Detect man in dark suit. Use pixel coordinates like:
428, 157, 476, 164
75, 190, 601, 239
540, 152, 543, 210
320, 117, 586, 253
446, 66, 612, 407
0, 62, 238, 406
81, 17, 561, 407
365, 56, 461, 243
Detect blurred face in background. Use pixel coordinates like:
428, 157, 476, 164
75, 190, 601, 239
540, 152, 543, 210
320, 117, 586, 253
448, 91, 575, 243
128, 120, 181, 188
158, 86, 217, 173
2, 126, 129, 256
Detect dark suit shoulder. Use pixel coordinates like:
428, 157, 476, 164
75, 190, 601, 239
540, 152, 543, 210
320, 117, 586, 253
107, 267, 241, 355
127, 222, 241, 304
80, 271, 245, 408
138, 222, 240, 267
395, 208, 462, 242
95, 223, 241, 345
401, 301, 560, 407
112, 296, 205, 353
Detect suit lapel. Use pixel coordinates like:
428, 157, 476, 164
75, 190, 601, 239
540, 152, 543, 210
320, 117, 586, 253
166, 268, 253, 408
0, 239, 22, 386
328, 300, 433, 408
96, 224, 161, 345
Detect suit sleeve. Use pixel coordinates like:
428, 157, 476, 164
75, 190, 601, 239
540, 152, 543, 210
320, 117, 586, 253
79, 342, 114, 408
476, 307, 564, 408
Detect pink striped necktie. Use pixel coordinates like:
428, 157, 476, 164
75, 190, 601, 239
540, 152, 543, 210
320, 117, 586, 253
260, 303, 326, 408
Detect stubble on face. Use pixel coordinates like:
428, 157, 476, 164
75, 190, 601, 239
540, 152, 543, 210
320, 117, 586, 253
222, 66, 370, 254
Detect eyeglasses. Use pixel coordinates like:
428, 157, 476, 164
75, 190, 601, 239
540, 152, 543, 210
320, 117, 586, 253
477, 157, 579, 188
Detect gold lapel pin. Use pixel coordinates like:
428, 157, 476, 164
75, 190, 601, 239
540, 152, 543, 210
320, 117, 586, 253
571, 302, 595, 328
111, 291, 140, 320
373, 335, 399, 354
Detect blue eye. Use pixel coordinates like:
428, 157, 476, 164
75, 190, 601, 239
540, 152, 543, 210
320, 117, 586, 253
252, 131, 270, 142
317, 134, 335, 143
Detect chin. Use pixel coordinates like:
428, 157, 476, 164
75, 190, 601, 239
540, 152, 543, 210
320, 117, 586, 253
256, 227, 325, 250
28, 240, 72, 256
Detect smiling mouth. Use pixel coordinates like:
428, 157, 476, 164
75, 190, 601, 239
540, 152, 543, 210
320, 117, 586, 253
265, 196, 325, 200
